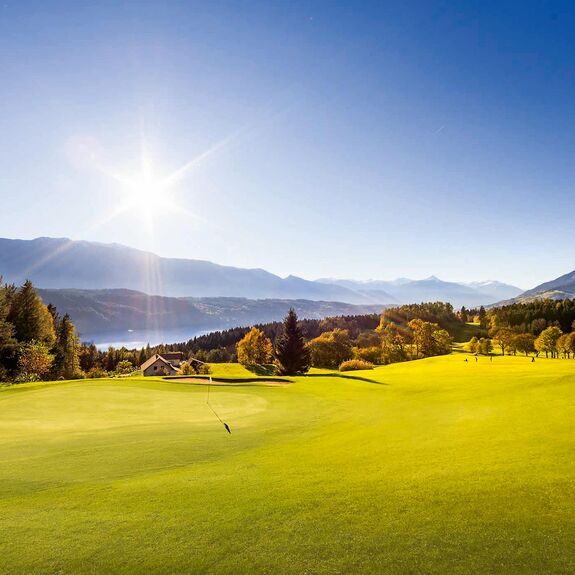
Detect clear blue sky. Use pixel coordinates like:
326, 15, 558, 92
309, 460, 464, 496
2, 1, 574, 289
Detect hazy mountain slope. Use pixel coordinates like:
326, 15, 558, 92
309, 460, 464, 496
496, 269, 575, 304
0, 237, 368, 302
37, 288, 386, 344
464, 281, 523, 302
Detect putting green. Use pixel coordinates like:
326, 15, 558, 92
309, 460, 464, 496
1, 355, 574, 574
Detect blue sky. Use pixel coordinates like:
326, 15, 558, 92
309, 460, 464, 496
1, 1, 574, 289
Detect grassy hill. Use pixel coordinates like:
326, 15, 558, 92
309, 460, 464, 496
1, 355, 575, 573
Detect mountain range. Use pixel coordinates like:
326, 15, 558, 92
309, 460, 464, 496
2, 236, 573, 346
0, 237, 522, 307
315, 277, 522, 307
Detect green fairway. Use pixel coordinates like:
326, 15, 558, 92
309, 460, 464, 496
1, 355, 575, 574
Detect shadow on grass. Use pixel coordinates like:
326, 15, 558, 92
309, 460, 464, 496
302, 373, 388, 385
245, 364, 277, 376
164, 375, 293, 386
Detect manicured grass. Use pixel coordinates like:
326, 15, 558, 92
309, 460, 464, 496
1, 355, 575, 574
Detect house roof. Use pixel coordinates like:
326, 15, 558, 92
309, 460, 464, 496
161, 352, 183, 360
140, 354, 179, 372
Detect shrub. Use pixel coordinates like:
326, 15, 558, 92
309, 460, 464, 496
353, 345, 382, 364
196, 363, 211, 375
339, 359, 374, 372
87, 367, 108, 378
115, 360, 134, 375
307, 329, 353, 369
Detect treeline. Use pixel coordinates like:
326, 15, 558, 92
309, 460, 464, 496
462, 299, 575, 359
0, 278, 82, 382
484, 299, 575, 334
235, 302, 456, 372
143, 314, 382, 364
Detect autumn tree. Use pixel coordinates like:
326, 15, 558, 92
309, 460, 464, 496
17, 340, 54, 381
493, 328, 516, 356
236, 327, 273, 365
274, 309, 310, 375
535, 326, 563, 358
566, 332, 575, 358
307, 328, 353, 369
556, 333, 575, 359
379, 323, 408, 364
513, 333, 536, 356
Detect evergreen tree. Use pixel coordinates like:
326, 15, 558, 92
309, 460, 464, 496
274, 308, 310, 375
53, 314, 81, 379
0, 280, 14, 346
8, 280, 55, 345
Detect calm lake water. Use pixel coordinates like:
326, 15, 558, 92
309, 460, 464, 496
89, 329, 211, 350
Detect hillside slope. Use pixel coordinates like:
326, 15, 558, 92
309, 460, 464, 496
494, 269, 575, 305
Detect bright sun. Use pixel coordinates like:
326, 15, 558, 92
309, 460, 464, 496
112, 162, 181, 228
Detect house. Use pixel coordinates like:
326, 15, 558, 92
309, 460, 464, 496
140, 353, 182, 376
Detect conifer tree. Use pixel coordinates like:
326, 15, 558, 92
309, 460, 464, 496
8, 280, 56, 345
53, 314, 81, 379
274, 308, 310, 375
0, 280, 14, 346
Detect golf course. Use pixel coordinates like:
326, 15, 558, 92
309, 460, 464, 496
1, 354, 574, 574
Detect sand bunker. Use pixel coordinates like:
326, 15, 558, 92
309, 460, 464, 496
172, 378, 292, 386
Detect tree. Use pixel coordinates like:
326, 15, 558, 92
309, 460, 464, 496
307, 329, 353, 369
478, 306, 487, 329
432, 327, 452, 355
513, 333, 536, 356
79, 343, 100, 372
236, 327, 273, 365
535, 326, 563, 358
379, 323, 408, 364
8, 280, 55, 345
556, 334, 572, 359
53, 314, 82, 379
274, 309, 310, 375
0, 279, 14, 346
566, 332, 575, 359
478, 338, 493, 355
115, 360, 134, 375
467, 336, 479, 353
493, 328, 516, 356
17, 340, 54, 381
353, 346, 382, 364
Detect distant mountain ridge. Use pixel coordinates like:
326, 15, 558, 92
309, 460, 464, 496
315, 276, 523, 307
0, 237, 522, 307
0, 237, 365, 302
